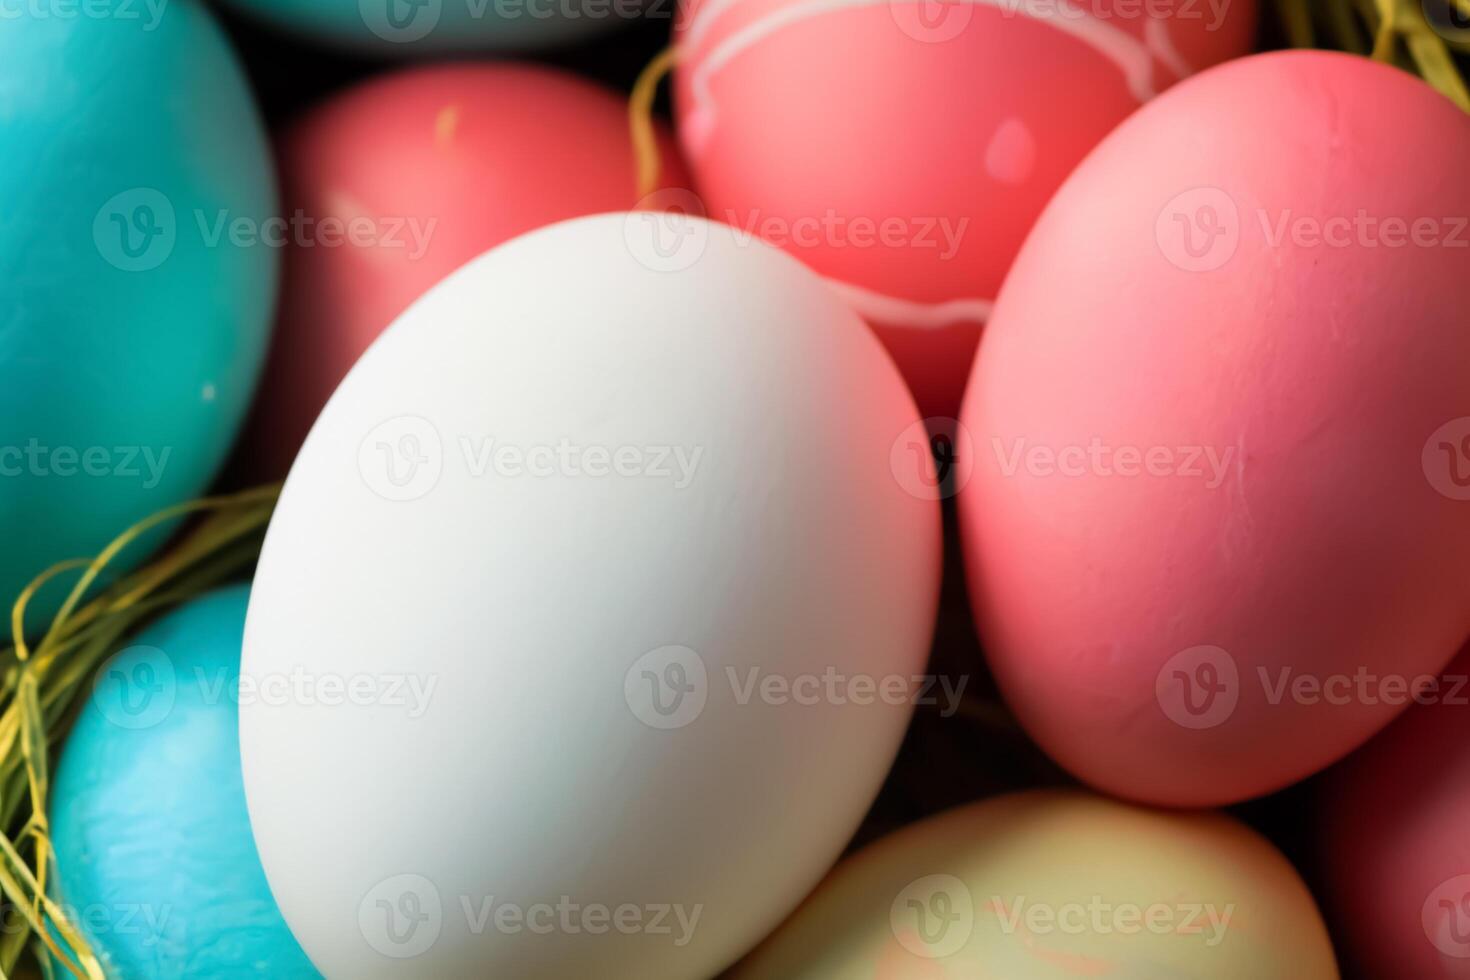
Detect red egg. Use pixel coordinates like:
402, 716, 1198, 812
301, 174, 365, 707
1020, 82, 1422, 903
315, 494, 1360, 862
1321, 645, 1470, 980
672, 0, 1256, 417
958, 52, 1470, 807
242, 63, 688, 477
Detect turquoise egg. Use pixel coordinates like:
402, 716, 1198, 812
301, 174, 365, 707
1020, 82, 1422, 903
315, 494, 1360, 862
0, 2, 278, 636
51, 585, 317, 978
221, 0, 638, 54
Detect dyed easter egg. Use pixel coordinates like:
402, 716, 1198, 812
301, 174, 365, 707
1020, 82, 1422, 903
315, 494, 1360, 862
959, 51, 1470, 806
241, 63, 688, 477
1, 2, 277, 634
730, 790, 1339, 978
219, 0, 641, 54
672, 0, 1256, 417
1320, 645, 1470, 979
241, 214, 940, 977
51, 586, 315, 979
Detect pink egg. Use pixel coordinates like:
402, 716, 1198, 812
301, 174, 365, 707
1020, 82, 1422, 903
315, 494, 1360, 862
1320, 645, 1470, 980
671, 0, 1256, 417
958, 51, 1470, 807
242, 63, 688, 477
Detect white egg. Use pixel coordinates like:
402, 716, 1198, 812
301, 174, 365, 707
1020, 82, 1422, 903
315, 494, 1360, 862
240, 213, 941, 978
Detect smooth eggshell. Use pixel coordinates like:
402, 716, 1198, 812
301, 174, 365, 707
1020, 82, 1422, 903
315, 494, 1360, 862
241, 214, 941, 977
1320, 645, 1470, 980
52, 587, 315, 979
673, 0, 1255, 418
242, 62, 688, 478
959, 51, 1470, 806
0, 2, 277, 635
730, 790, 1339, 978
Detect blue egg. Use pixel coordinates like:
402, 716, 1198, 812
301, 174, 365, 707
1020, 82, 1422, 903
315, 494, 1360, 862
51, 586, 317, 978
220, 0, 637, 54
0, 1, 277, 636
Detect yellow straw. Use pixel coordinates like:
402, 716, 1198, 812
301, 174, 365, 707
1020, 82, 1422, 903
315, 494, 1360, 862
629, 45, 682, 200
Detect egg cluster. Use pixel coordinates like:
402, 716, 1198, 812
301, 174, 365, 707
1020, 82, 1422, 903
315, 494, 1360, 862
5, 1, 1469, 978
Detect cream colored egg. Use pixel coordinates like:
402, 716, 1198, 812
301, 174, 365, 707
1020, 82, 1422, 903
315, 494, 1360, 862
732, 791, 1339, 978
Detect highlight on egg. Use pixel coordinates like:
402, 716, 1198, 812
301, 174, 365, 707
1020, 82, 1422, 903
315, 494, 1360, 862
672, 0, 1256, 417
240, 213, 942, 977
958, 50, 1470, 807
729, 790, 1339, 978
